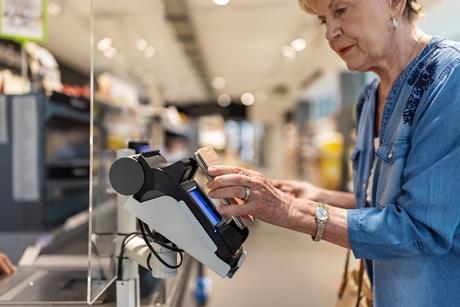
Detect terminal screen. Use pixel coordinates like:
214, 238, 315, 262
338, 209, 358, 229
187, 186, 221, 226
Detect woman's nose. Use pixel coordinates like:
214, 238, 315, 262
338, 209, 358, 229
325, 19, 342, 42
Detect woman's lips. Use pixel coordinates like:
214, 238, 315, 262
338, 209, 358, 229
338, 45, 354, 56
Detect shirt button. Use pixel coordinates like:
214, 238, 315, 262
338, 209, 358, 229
388, 152, 394, 159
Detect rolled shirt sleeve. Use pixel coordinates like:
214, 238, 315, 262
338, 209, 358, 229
348, 64, 460, 260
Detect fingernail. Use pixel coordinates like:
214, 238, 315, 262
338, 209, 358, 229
216, 206, 223, 213
208, 167, 216, 172
208, 191, 214, 198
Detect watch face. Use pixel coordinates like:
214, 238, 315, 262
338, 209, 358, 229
316, 206, 328, 221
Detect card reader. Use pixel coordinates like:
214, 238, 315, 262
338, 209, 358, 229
109, 150, 249, 278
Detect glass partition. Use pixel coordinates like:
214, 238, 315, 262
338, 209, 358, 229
87, 0, 168, 303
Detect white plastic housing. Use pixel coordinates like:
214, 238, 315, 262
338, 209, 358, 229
124, 196, 245, 278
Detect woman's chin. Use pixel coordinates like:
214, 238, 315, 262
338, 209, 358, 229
343, 58, 370, 72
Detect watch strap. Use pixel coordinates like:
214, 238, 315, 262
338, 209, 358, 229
312, 203, 328, 242
313, 220, 326, 241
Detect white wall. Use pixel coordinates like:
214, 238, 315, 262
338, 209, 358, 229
419, 0, 460, 40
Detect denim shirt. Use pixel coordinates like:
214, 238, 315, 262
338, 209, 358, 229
348, 37, 460, 307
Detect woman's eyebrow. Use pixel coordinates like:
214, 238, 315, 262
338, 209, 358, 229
329, 0, 337, 9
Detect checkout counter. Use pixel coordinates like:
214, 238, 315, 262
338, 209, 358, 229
0, 206, 200, 307
0, 148, 249, 306
0, 205, 199, 307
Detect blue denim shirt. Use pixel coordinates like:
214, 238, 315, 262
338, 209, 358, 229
348, 37, 460, 307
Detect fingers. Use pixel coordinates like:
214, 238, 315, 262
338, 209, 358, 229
207, 174, 256, 189
270, 179, 283, 187
0, 254, 15, 275
208, 165, 262, 178
217, 204, 253, 217
279, 184, 295, 193
241, 215, 255, 224
4, 256, 15, 274
209, 186, 246, 200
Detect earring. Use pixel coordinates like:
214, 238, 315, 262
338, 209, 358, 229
392, 18, 398, 29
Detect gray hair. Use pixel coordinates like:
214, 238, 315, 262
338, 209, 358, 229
299, 0, 423, 22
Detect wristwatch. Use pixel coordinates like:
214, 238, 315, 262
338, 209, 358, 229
313, 203, 329, 242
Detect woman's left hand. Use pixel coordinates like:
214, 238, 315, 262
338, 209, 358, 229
207, 165, 296, 229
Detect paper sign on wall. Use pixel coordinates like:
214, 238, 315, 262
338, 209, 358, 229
0, 96, 7, 144
0, 0, 47, 42
12, 95, 39, 201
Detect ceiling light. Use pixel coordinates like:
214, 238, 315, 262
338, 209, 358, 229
136, 38, 148, 51
48, 3, 62, 16
217, 94, 231, 107
213, 0, 231, 6
282, 46, 296, 60
291, 38, 306, 52
97, 38, 112, 51
241, 92, 255, 106
212, 77, 226, 90
145, 46, 155, 58
103, 47, 118, 59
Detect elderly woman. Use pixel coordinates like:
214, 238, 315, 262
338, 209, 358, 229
207, 0, 460, 306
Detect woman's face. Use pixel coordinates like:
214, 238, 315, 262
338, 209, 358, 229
310, 0, 394, 72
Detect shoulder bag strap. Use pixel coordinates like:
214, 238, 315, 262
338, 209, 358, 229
355, 259, 366, 307
338, 250, 351, 298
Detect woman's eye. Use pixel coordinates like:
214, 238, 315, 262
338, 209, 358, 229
335, 7, 347, 17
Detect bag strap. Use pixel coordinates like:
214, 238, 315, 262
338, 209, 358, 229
337, 250, 351, 298
338, 250, 367, 306
355, 259, 366, 307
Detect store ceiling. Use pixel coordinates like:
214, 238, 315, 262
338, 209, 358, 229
44, 0, 437, 105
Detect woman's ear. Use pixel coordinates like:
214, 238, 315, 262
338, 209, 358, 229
388, 0, 407, 18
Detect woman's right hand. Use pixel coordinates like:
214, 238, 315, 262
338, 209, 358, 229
270, 179, 322, 201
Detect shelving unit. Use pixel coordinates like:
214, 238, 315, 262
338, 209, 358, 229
0, 92, 92, 231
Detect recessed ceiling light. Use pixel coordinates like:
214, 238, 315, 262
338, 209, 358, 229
97, 38, 112, 51
291, 38, 306, 52
217, 94, 231, 107
103, 47, 118, 59
136, 38, 148, 51
241, 92, 255, 106
212, 77, 226, 90
213, 0, 230, 6
48, 3, 62, 16
145, 46, 155, 58
282, 46, 296, 60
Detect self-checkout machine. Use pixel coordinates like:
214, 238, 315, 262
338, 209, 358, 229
87, 149, 250, 307
86, 0, 250, 305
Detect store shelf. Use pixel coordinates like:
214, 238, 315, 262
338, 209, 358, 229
47, 178, 89, 190
45, 100, 90, 123
95, 99, 124, 113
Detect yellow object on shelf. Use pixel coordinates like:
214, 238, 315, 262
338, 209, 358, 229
316, 132, 344, 190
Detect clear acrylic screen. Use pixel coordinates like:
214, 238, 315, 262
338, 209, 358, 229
87, 0, 169, 303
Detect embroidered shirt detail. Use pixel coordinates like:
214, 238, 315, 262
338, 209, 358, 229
403, 60, 439, 125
